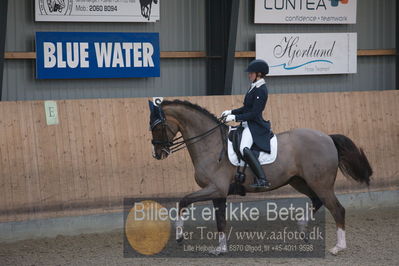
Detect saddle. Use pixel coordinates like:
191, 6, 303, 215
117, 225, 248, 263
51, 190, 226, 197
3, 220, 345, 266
228, 125, 266, 162
227, 126, 278, 167
227, 125, 278, 196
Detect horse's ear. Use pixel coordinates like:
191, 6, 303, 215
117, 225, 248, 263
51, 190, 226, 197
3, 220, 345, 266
153, 97, 164, 106
148, 100, 155, 113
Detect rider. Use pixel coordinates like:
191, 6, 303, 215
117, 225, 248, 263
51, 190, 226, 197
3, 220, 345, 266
221, 59, 272, 189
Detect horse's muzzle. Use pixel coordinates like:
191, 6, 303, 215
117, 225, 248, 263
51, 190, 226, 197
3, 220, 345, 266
152, 147, 170, 160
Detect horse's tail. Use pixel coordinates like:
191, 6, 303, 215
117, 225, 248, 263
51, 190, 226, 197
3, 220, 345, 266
330, 134, 373, 186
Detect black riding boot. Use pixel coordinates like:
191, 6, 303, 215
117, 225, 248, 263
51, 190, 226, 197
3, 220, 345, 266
243, 147, 271, 188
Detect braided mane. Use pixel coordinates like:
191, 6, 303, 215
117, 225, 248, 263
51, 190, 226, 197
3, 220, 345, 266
160, 100, 224, 126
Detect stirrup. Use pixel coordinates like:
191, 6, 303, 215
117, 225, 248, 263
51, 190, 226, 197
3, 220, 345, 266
249, 178, 271, 189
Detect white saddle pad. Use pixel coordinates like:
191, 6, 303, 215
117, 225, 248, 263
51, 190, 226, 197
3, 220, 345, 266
227, 127, 278, 167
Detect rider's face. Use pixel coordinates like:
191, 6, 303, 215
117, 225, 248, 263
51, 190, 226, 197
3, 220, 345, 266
248, 72, 257, 82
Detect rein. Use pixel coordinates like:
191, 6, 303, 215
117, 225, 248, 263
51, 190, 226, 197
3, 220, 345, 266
152, 118, 227, 154
170, 121, 226, 154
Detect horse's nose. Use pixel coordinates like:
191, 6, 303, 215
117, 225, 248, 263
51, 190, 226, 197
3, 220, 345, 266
152, 149, 161, 160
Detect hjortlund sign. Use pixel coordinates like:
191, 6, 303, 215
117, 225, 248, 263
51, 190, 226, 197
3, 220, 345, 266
256, 33, 357, 76
35, 0, 160, 22
255, 0, 357, 24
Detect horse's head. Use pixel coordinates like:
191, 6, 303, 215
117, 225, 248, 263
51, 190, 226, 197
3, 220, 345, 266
148, 100, 179, 160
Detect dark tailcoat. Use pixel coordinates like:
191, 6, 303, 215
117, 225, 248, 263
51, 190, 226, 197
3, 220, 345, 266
232, 83, 272, 153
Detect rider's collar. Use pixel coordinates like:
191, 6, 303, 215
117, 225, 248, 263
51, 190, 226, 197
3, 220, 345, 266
249, 78, 265, 91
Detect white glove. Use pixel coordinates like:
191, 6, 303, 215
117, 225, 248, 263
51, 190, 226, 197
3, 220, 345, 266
221, 110, 231, 117
224, 115, 236, 122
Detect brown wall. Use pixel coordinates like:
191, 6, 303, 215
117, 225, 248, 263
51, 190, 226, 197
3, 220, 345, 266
0, 91, 398, 222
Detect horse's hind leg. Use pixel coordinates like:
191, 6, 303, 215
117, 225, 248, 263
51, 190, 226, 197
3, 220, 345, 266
307, 184, 346, 255
323, 191, 346, 255
290, 176, 323, 213
289, 176, 323, 231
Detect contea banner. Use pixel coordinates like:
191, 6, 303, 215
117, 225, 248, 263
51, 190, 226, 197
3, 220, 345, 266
35, 0, 160, 22
256, 33, 357, 76
255, 0, 357, 24
36, 32, 160, 79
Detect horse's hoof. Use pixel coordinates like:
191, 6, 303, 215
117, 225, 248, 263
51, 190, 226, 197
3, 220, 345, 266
329, 245, 346, 255
297, 220, 308, 232
209, 247, 227, 256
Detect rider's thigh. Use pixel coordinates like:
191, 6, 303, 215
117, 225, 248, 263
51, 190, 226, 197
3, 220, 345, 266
240, 126, 253, 155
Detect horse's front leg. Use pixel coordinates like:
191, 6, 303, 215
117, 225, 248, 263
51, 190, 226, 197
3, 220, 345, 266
175, 184, 225, 243
148, 3, 152, 20
209, 198, 228, 255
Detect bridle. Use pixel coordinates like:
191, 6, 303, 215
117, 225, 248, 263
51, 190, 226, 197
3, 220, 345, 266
150, 106, 227, 158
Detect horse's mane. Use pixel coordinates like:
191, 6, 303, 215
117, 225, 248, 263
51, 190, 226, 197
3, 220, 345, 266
160, 100, 225, 126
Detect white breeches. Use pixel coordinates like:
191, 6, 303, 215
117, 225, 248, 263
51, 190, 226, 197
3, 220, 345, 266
239, 122, 253, 156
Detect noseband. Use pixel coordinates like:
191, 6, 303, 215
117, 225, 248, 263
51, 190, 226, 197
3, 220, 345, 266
150, 123, 175, 154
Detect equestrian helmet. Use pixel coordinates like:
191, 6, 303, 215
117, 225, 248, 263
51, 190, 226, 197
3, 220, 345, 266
245, 59, 269, 75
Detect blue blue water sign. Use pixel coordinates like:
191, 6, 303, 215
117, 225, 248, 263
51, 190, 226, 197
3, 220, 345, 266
35, 32, 160, 79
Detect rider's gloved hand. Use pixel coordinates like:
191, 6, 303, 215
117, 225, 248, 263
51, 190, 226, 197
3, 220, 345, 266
221, 110, 231, 117
224, 115, 236, 122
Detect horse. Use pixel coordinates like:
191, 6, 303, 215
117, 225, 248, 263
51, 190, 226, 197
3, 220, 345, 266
140, 0, 158, 21
148, 99, 373, 255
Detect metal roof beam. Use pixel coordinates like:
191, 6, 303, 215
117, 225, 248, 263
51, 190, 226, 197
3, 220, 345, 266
206, 0, 240, 95
0, 0, 8, 101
